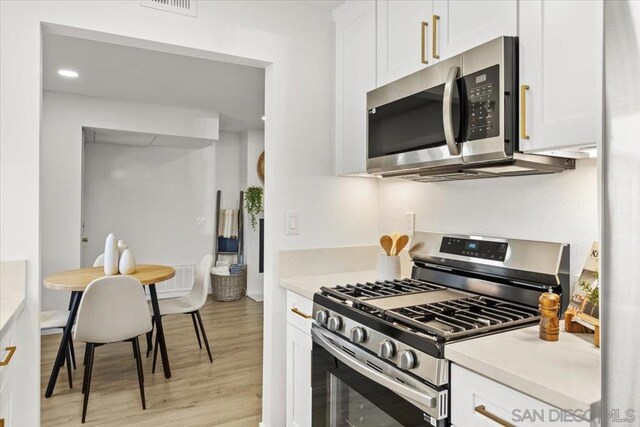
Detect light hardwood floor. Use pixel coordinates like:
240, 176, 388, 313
41, 297, 263, 427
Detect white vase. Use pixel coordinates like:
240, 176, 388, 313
119, 248, 136, 275
117, 240, 127, 259
103, 233, 119, 276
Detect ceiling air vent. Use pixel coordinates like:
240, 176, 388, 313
141, 0, 197, 17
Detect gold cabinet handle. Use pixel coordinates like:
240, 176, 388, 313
0, 346, 16, 366
475, 405, 514, 427
520, 85, 530, 140
290, 308, 312, 319
421, 21, 429, 64
432, 15, 440, 59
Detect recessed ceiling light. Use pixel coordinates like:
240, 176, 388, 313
58, 69, 79, 78
261, 116, 265, 121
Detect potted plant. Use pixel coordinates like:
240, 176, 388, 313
245, 186, 263, 231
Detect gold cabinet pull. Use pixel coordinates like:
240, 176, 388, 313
520, 84, 530, 140
432, 15, 440, 59
475, 405, 514, 427
421, 21, 429, 64
0, 346, 16, 366
291, 308, 312, 319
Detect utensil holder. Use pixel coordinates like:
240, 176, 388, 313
377, 254, 401, 281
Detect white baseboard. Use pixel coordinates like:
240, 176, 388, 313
247, 293, 264, 302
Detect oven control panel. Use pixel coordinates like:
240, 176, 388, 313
463, 64, 500, 141
440, 236, 508, 262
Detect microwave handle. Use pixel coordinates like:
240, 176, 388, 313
311, 327, 436, 409
443, 66, 461, 156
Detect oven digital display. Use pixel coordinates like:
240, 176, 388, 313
440, 237, 508, 261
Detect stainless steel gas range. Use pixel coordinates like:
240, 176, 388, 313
311, 231, 570, 427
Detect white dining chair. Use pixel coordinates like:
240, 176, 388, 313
74, 275, 152, 423
93, 253, 104, 267
40, 310, 76, 388
149, 254, 214, 371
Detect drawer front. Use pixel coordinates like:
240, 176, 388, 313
451, 364, 590, 426
286, 291, 314, 335
0, 316, 19, 391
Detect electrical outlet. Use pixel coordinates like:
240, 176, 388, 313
404, 212, 415, 235
196, 217, 206, 227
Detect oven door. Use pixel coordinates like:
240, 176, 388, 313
311, 326, 448, 427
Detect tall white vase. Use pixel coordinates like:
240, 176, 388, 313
119, 248, 136, 275
103, 233, 119, 276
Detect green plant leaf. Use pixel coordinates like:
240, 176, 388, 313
245, 186, 263, 231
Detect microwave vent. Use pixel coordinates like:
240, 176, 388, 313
141, 0, 197, 17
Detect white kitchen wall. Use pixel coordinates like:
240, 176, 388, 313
1, 3, 380, 425
240, 130, 265, 300
379, 159, 598, 286
40, 90, 237, 311
215, 131, 242, 209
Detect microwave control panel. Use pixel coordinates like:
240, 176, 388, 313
463, 64, 500, 141
440, 236, 508, 261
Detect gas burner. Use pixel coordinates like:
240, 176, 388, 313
385, 296, 539, 341
326, 279, 444, 300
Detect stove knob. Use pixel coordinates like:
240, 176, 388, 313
397, 350, 417, 370
327, 315, 343, 332
350, 327, 367, 344
315, 310, 328, 325
378, 340, 396, 360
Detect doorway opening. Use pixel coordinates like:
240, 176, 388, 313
40, 28, 266, 426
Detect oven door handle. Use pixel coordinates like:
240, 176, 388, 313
311, 328, 436, 409
443, 66, 461, 156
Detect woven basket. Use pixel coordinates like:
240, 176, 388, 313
211, 269, 246, 302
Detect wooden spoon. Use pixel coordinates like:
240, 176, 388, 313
393, 235, 409, 256
390, 232, 401, 255
380, 235, 393, 256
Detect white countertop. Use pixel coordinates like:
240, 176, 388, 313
280, 270, 378, 300
1, 260, 27, 336
446, 321, 601, 419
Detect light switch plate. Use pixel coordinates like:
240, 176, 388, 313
404, 212, 415, 235
285, 211, 301, 235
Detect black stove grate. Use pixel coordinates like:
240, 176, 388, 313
328, 279, 444, 300
385, 296, 540, 341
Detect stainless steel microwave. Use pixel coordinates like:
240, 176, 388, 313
366, 36, 574, 181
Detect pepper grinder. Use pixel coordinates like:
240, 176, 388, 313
539, 287, 560, 341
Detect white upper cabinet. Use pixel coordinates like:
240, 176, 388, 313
334, 1, 376, 175
376, 0, 433, 87
519, 0, 603, 154
432, 0, 517, 60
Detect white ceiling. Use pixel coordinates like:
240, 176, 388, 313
83, 127, 213, 150
43, 34, 265, 132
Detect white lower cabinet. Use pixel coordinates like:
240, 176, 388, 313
451, 364, 590, 427
0, 309, 27, 427
286, 291, 313, 427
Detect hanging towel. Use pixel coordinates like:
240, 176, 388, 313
217, 209, 239, 238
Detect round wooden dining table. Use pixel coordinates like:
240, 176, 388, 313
43, 265, 175, 398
